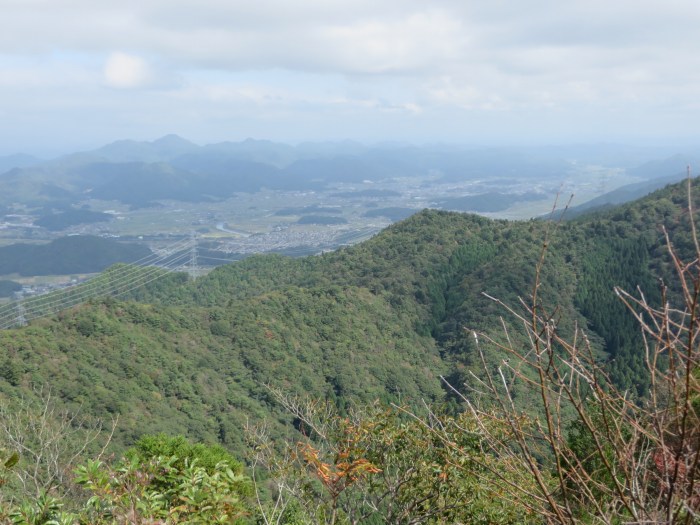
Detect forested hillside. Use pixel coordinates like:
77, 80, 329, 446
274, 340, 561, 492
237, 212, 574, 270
3, 180, 695, 445
0, 177, 698, 522
133, 178, 697, 391
0, 236, 151, 276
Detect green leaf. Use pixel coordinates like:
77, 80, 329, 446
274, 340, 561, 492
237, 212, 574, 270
4, 452, 19, 469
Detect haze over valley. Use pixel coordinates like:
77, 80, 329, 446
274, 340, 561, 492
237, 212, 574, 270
0, 135, 696, 299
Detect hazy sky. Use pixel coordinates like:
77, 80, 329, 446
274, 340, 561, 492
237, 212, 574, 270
2, 0, 699, 155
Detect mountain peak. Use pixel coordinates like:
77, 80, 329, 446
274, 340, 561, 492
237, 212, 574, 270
152, 134, 196, 148
92, 135, 199, 163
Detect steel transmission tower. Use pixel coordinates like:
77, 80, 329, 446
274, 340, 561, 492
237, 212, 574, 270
15, 302, 27, 327
188, 232, 199, 280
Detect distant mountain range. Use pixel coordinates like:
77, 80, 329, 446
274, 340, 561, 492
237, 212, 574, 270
0, 153, 42, 173
0, 135, 695, 213
564, 156, 698, 217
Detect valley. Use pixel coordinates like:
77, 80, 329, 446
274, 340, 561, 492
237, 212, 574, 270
0, 137, 682, 300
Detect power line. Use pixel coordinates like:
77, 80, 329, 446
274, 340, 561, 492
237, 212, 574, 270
1, 252, 191, 326
0, 227, 380, 329
0, 244, 193, 323
0, 252, 192, 329
0, 237, 196, 330
15, 303, 27, 327
188, 231, 199, 280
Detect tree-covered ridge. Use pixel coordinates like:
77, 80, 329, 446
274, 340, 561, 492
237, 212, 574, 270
0, 236, 151, 276
57, 178, 700, 429
0, 194, 669, 402
0, 283, 443, 457
0, 281, 21, 298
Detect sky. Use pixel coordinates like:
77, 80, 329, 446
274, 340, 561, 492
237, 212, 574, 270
1, 0, 699, 155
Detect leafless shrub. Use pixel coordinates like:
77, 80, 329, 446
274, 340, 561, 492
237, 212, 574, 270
454, 180, 699, 524
0, 387, 116, 501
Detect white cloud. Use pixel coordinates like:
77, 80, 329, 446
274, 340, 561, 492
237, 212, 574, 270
103, 52, 153, 89
315, 10, 466, 74
1, 0, 700, 150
